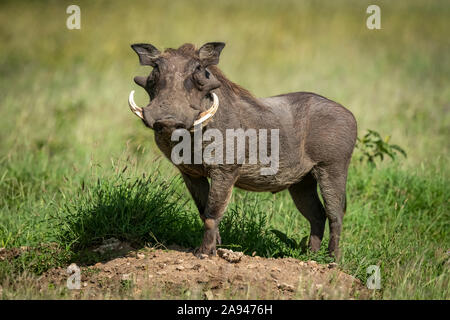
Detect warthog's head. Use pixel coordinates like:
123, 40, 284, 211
129, 42, 225, 134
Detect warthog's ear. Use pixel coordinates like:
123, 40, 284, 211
198, 42, 225, 66
131, 43, 160, 67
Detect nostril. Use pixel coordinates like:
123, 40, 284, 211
153, 119, 184, 132
175, 122, 185, 129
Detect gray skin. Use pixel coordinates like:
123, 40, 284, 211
130, 42, 357, 259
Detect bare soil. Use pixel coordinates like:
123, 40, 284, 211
34, 241, 371, 299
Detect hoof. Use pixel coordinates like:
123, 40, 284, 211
194, 246, 216, 258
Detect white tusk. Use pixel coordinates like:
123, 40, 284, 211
128, 90, 144, 120
193, 93, 219, 127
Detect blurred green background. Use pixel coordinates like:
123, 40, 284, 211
0, 0, 448, 299
1, 0, 448, 166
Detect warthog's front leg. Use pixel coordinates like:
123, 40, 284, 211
195, 169, 238, 256
181, 173, 209, 218
181, 173, 221, 245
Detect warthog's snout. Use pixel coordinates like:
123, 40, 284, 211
153, 117, 186, 133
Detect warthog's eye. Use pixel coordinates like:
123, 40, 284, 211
152, 65, 160, 77
193, 65, 204, 85
193, 64, 212, 87
144, 66, 161, 99
148, 66, 160, 86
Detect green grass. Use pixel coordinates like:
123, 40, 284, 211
0, 0, 449, 299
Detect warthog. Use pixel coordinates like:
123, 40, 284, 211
129, 42, 357, 258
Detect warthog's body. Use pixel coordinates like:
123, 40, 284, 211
129, 43, 357, 258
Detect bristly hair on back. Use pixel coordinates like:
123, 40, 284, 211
164, 43, 254, 99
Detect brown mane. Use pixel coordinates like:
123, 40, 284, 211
164, 43, 254, 99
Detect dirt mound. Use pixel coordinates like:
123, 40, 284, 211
38, 244, 370, 299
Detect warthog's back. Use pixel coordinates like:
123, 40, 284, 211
234, 92, 357, 192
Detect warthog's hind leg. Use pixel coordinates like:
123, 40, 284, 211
288, 172, 326, 252
313, 164, 348, 259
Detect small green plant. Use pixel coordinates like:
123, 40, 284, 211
356, 129, 407, 165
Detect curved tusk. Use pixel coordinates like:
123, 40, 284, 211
193, 93, 219, 127
128, 90, 144, 120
